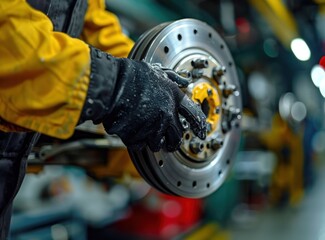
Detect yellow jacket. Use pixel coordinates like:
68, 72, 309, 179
0, 0, 133, 139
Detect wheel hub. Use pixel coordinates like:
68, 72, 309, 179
128, 19, 242, 198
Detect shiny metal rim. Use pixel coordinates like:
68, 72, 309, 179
128, 19, 242, 198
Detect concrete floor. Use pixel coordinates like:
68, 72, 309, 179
230, 163, 325, 240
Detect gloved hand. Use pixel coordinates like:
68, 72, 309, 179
79, 47, 207, 152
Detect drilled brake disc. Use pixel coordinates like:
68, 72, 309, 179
128, 19, 242, 198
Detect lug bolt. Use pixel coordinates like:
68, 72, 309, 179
215, 106, 221, 114
192, 68, 204, 79
223, 84, 237, 98
212, 66, 226, 84
211, 137, 224, 150
234, 108, 241, 119
177, 69, 192, 78
222, 120, 230, 133
228, 107, 241, 121
221, 107, 241, 133
190, 138, 204, 154
191, 59, 209, 68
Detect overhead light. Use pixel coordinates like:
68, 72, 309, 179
279, 92, 295, 120
290, 38, 311, 61
291, 101, 307, 122
247, 72, 269, 101
311, 65, 325, 87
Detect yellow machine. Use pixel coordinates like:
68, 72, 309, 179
260, 114, 304, 206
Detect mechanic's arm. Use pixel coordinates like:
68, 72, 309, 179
0, 0, 206, 151
81, 0, 134, 57
0, 0, 90, 138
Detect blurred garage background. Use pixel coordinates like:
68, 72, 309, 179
10, 0, 325, 239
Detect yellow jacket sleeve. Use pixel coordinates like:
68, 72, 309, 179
81, 0, 134, 58
0, 0, 91, 139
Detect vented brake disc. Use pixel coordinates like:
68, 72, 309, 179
128, 19, 242, 198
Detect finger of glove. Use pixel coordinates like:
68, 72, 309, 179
147, 130, 165, 152
179, 95, 207, 140
164, 70, 190, 88
165, 122, 183, 152
127, 142, 147, 152
117, 132, 146, 151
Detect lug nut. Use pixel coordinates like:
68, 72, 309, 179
191, 59, 209, 68
228, 107, 241, 121
223, 84, 237, 98
211, 137, 223, 150
221, 120, 230, 133
177, 69, 192, 78
234, 108, 241, 119
190, 138, 204, 154
212, 66, 226, 84
221, 107, 241, 133
192, 68, 204, 79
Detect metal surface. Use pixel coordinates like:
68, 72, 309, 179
28, 136, 125, 165
128, 19, 242, 198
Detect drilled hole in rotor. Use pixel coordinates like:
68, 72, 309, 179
158, 160, 164, 167
235, 122, 240, 128
218, 170, 222, 175
207, 183, 210, 188
206, 143, 211, 149
226, 159, 230, 165
177, 181, 182, 187
209, 33, 212, 38
194, 29, 198, 35
220, 44, 224, 49
192, 181, 197, 188
177, 34, 182, 41
229, 62, 232, 66
164, 46, 169, 54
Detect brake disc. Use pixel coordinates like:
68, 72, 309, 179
128, 19, 242, 198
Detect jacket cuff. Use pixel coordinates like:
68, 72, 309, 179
78, 46, 119, 124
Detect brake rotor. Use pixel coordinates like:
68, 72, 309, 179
128, 19, 242, 198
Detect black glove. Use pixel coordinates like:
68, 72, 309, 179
79, 47, 207, 152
